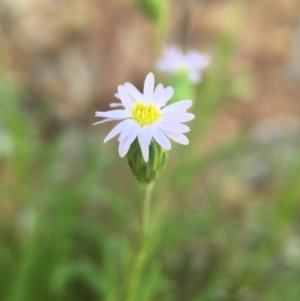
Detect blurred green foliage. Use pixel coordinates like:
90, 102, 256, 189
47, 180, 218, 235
1, 4, 300, 301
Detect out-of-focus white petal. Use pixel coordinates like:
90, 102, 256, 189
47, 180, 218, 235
104, 119, 129, 143
150, 127, 171, 150
118, 85, 135, 109
163, 131, 189, 145
95, 110, 131, 119
186, 51, 211, 69
188, 70, 202, 83
124, 82, 143, 102
158, 121, 190, 133
161, 100, 192, 114
156, 46, 211, 83
156, 46, 184, 73
115, 93, 120, 99
144, 72, 154, 103
156, 60, 174, 72
161, 112, 195, 123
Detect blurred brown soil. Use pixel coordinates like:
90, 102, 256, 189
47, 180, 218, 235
198, 0, 300, 149
0, 0, 300, 144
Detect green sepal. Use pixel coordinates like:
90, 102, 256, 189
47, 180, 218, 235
136, 0, 166, 23
127, 138, 168, 183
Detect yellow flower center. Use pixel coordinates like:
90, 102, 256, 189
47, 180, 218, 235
132, 102, 161, 126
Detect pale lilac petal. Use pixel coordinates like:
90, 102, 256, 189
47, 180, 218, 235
124, 82, 143, 102
118, 126, 139, 157
143, 126, 153, 145
171, 46, 183, 58
150, 127, 171, 150
144, 72, 154, 103
165, 46, 182, 64
158, 121, 190, 133
156, 47, 177, 71
95, 68, 195, 159
156, 60, 174, 72
161, 100, 192, 114
95, 110, 131, 119
104, 119, 130, 143
156, 46, 186, 72
188, 70, 202, 83
163, 131, 189, 145
161, 112, 195, 123
153, 84, 164, 104
118, 86, 135, 110
138, 127, 152, 162
118, 120, 139, 141
118, 139, 129, 158
157, 46, 211, 81
156, 86, 174, 108
110, 102, 124, 108
186, 51, 211, 69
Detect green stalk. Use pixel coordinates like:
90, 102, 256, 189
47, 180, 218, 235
152, 0, 168, 60
126, 182, 155, 301
142, 182, 155, 235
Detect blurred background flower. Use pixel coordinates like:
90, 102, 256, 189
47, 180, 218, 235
156, 46, 211, 83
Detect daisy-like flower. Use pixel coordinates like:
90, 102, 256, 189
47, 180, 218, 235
156, 46, 211, 83
94, 72, 195, 162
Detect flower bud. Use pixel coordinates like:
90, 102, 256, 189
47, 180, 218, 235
136, 0, 166, 23
127, 138, 168, 183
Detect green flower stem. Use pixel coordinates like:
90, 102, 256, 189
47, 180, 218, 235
153, 1, 168, 59
142, 182, 155, 235
126, 182, 155, 301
